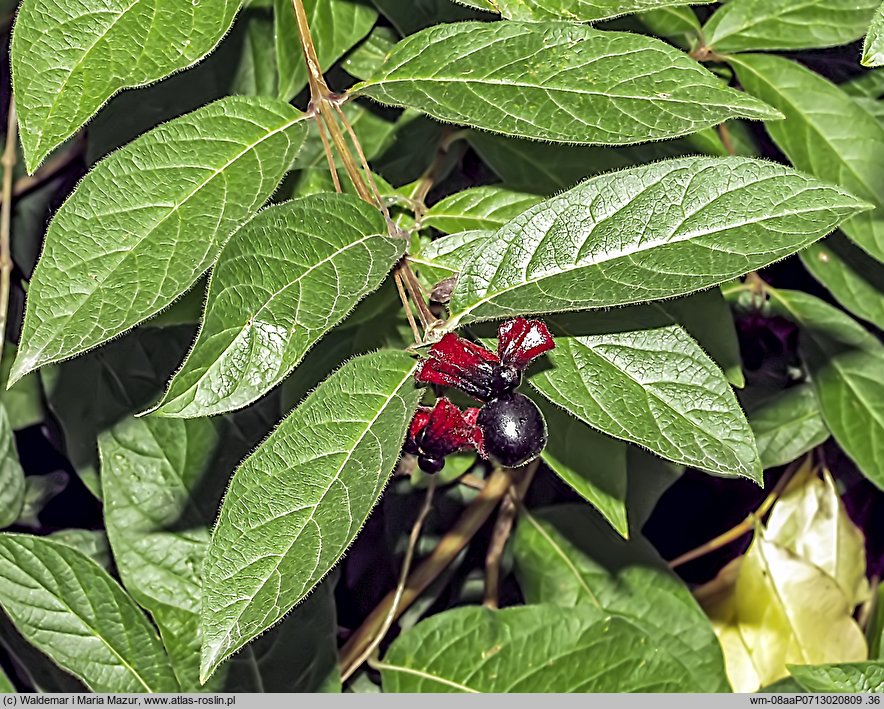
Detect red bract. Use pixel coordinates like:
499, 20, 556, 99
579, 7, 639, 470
405, 397, 480, 474
498, 317, 554, 370
415, 317, 554, 402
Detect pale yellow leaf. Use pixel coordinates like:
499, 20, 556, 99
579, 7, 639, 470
766, 469, 870, 607
702, 534, 867, 692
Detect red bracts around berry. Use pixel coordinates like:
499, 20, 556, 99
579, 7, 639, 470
497, 317, 554, 370
415, 318, 554, 402
475, 392, 547, 468
405, 397, 480, 474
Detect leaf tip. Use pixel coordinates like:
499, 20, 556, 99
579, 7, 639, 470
7, 350, 37, 389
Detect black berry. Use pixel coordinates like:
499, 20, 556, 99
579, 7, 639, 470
417, 454, 445, 474
476, 392, 547, 468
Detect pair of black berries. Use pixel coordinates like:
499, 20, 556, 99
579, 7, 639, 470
404, 317, 554, 473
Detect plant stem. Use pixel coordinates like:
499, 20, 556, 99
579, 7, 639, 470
339, 467, 514, 676
483, 460, 538, 608
289, 0, 330, 98
341, 476, 438, 683
669, 455, 809, 569
718, 123, 736, 156
0, 103, 18, 365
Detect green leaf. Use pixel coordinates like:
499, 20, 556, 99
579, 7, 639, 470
703, 0, 877, 52
415, 230, 493, 278
449, 156, 866, 325
200, 350, 421, 681
0, 534, 179, 693
274, 0, 377, 101
0, 346, 44, 430
230, 10, 278, 97
0, 405, 25, 529
16, 473, 70, 529
379, 602, 712, 692
12, 97, 308, 385
731, 54, 884, 263
42, 326, 194, 500
512, 505, 730, 692
769, 289, 884, 489
802, 235, 884, 331
636, 6, 701, 48
11, 0, 242, 172
101, 415, 340, 691
344, 26, 399, 80
488, 0, 712, 22
748, 385, 829, 469
533, 398, 628, 537
355, 22, 778, 146
0, 614, 87, 693
864, 3, 884, 67
529, 308, 762, 480
0, 665, 12, 693
423, 187, 542, 234
790, 663, 884, 693
152, 195, 403, 417
48, 530, 112, 572
102, 416, 217, 690
660, 288, 745, 388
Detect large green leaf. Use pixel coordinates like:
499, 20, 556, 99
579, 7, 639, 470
274, 0, 377, 101
101, 415, 339, 691
11, 0, 242, 172
533, 397, 628, 537
42, 326, 194, 500
769, 289, 884, 489
660, 288, 744, 388
355, 22, 778, 146
802, 236, 884, 331
152, 195, 403, 417
483, 0, 712, 22
512, 505, 730, 692
423, 187, 542, 234
0, 405, 24, 529
448, 156, 866, 325
11, 97, 308, 385
379, 603, 707, 692
790, 663, 884, 692
748, 385, 829, 469
0, 534, 179, 693
529, 308, 761, 480
864, 3, 884, 66
731, 54, 884, 263
703, 0, 877, 52
200, 350, 421, 681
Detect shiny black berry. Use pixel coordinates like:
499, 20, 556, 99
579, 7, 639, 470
417, 454, 445, 474
476, 392, 547, 468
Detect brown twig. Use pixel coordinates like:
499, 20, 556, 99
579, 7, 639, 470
341, 477, 438, 683
393, 270, 421, 343
669, 455, 810, 569
339, 467, 514, 677
11, 135, 83, 202
718, 123, 736, 156
0, 103, 18, 364
483, 460, 539, 608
